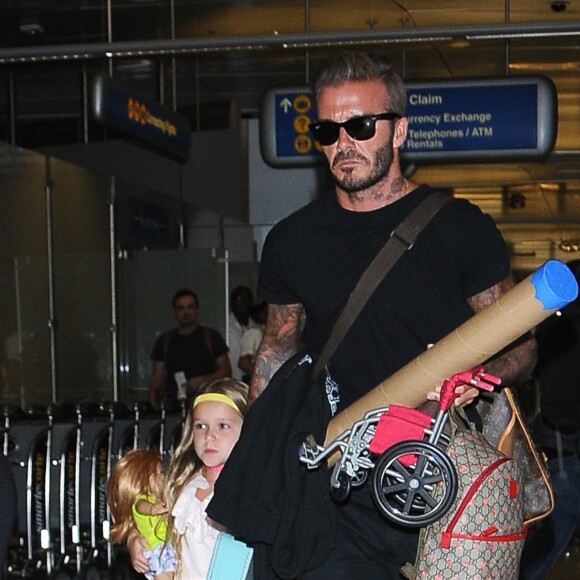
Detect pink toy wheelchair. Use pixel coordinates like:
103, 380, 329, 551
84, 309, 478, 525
299, 367, 500, 528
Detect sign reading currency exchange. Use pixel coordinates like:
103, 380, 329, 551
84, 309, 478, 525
260, 76, 557, 168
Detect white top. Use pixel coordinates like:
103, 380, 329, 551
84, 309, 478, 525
228, 316, 251, 380
172, 472, 220, 580
239, 327, 264, 358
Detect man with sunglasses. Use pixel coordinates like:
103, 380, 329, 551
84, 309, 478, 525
248, 52, 536, 578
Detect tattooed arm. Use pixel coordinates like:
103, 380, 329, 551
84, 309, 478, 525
467, 274, 537, 385
428, 274, 537, 407
248, 303, 303, 405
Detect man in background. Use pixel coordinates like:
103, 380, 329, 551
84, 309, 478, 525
228, 285, 255, 381
148, 288, 231, 407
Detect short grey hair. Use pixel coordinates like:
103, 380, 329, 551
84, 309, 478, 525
312, 51, 406, 116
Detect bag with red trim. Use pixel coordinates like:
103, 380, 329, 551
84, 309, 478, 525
401, 408, 527, 580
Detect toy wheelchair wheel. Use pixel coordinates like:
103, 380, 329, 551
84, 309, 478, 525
351, 468, 369, 489
371, 440, 458, 528
330, 469, 352, 502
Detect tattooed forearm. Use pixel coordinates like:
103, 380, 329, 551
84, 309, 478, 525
248, 303, 303, 404
482, 333, 537, 385
466, 276, 514, 311
467, 276, 537, 385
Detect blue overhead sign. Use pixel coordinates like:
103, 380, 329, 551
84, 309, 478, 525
260, 88, 321, 167
402, 77, 557, 161
91, 73, 192, 161
260, 76, 557, 168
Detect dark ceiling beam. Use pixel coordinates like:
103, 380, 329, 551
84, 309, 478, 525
0, 20, 579, 64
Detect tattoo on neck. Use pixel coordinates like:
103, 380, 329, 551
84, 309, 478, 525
391, 177, 406, 196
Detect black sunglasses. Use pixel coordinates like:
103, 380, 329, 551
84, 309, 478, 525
309, 112, 401, 146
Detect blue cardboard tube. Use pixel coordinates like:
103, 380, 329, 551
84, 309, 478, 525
531, 259, 579, 310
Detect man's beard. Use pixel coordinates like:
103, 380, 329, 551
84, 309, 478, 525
331, 139, 394, 194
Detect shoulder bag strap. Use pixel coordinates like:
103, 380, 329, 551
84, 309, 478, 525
312, 190, 452, 378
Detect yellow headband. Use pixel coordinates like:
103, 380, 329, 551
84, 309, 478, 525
193, 392, 241, 414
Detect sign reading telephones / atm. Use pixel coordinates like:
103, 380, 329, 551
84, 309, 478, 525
260, 76, 557, 168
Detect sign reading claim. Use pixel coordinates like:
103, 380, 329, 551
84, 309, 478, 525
260, 76, 557, 168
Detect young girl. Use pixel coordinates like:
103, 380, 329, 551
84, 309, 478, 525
166, 378, 249, 579
107, 448, 177, 580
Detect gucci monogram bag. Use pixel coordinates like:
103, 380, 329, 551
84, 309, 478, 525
402, 412, 527, 580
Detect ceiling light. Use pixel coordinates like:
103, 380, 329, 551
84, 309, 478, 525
559, 240, 580, 252
19, 23, 44, 36
116, 59, 153, 70
509, 62, 580, 70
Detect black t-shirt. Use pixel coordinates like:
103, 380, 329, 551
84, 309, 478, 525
258, 185, 510, 410
151, 325, 228, 400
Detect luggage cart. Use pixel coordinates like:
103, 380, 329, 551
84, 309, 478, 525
133, 401, 162, 452
106, 402, 136, 464
160, 400, 187, 462
4, 405, 51, 578
299, 368, 500, 527
74, 403, 111, 579
102, 400, 143, 574
46, 402, 81, 579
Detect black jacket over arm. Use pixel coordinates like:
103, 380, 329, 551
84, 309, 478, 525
206, 351, 337, 579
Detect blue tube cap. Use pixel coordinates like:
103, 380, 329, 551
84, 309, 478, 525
531, 259, 579, 310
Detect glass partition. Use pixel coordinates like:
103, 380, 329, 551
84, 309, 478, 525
0, 144, 114, 408
0, 141, 234, 409
50, 157, 112, 404
0, 145, 51, 407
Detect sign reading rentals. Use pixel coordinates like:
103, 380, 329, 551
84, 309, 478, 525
260, 76, 557, 168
